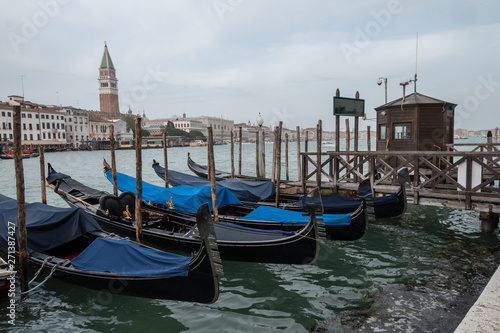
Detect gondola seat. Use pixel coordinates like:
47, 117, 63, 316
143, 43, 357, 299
99, 195, 122, 216
119, 191, 136, 215
99, 191, 136, 218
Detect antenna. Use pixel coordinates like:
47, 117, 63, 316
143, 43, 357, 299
414, 32, 418, 93
19, 75, 25, 99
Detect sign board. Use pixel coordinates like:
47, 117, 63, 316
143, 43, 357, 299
333, 97, 365, 117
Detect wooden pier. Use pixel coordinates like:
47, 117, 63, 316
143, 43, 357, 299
295, 143, 500, 216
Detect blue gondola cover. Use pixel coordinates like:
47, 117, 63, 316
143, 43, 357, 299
71, 238, 192, 277
0, 194, 102, 253
153, 163, 275, 202
241, 206, 352, 225
105, 170, 241, 213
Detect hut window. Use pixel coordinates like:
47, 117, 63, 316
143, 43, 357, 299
394, 123, 411, 140
379, 125, 386, 140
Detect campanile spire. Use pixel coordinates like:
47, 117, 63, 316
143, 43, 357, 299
98, 42, 120, 117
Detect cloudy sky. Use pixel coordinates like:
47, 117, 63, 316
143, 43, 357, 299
1, 0, 499, 131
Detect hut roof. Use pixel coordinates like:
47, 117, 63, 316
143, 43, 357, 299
375, 92, 456, 111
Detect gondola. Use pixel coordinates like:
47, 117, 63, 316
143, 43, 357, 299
0, 257, 15, 299
46, 164, 325, 265
153, 159, 275, 202
186, 154, 409, 219
188, 152, 275, 181
103, 163, 367, 241
0, 194, 222, 303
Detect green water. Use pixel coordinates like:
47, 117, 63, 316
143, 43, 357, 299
0, 139, 499, 332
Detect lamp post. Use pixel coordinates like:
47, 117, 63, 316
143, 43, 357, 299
377, 77, 387, 104
257, 113, 263, 177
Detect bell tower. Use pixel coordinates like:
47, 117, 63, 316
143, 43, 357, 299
98, 42, 120, 117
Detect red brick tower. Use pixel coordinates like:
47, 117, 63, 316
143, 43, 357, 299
98, 42, 120, 117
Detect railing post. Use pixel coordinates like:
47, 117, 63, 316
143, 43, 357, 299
301, 154, 307, 193
413, 154, 420, 205
466, 156, 472, 210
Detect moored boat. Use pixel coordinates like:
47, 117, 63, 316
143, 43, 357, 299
188, 152, 273, 181
0, 257, 15, 299
189, 140, 208, 147
101, 163, 367, 241
153, 159, 275, 202
186, 154, 408, 219
46, 164, 325, 265
0, 193, 223, 303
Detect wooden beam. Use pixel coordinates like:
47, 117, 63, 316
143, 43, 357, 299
13, 104, 28, 293
208, 127, 219, 221
110, 125, 118, 196
39, 145, 46, 204
135, 118, 143, 244
163, 130, 169, 187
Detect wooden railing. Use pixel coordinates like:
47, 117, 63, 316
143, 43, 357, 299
446, 143, 500, 153
301, 150, 500, 212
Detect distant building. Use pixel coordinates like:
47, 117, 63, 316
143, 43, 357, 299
89, 117, 112, 141
195, 116, 233, 142
98, 42, 120, 118
63, 107, 90, 148
0, 95, 66, 146
173, 114, 206, 135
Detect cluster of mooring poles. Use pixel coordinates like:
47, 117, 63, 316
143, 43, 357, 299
14, 111, 329, 291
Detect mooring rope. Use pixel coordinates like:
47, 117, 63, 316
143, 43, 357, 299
21, 259, 68, 295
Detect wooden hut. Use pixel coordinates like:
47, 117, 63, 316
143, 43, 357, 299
375, 92, 456, 152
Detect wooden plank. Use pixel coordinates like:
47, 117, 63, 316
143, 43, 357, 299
13, 104, 28, 292
110, 125, 118, 196
39, 145, 46, 204
208, 127, 218, 222
163, 130, 169, 187
135, 118, 143, 244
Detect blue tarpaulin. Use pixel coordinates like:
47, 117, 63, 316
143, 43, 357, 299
0, 194, 102, 254
105, 169, 242, 213
241, 206, 352, 225
71, 238, 192, 277
152, 162, 275, 202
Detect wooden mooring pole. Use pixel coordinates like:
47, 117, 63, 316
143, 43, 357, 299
367, 125, 371, 152
255, 130, 260, 180
39, 145, 46, 204
231, 130, 235, 178
110, 125, 118, 196
480, 206, 500, 234
13, 105, 28, 292
305, 130, 309, 178
285, 133, 289, 181
275, 122, 282, 208
272, 129, 277, 183
335, 88, 340, 183
238, 127, 242, 175
135, 118, 143, 244
208, 127, 219, 221
261, 130, 266, 178
163, 130, 169, 187
316, 120, 322, 189
296, 126, 301, 182
345, 118, 350, 168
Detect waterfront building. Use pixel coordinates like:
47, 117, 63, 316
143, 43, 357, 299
89, 116, 112, 142
173, 117, 206, 136
0, 95, 67, 148
63, 107, 90, 148
98, 42, 120, 118
144, 114, 208, 137
194, 116, 233, 143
